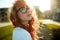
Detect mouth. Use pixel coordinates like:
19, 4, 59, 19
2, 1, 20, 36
28, 14, 31, 17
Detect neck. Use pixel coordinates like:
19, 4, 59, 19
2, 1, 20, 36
22, 21, 29, 26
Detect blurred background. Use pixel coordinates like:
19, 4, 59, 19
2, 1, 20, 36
0, 0, 60, 40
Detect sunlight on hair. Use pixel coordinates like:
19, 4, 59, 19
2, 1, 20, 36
26, 0, 51, 12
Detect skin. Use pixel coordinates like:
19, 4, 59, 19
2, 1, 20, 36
17, 6, 33, 26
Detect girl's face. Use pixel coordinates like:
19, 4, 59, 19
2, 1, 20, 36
16, 5, 33, 21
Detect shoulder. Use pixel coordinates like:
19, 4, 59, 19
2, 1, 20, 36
12, 27, 32, 40
13, 27, 30, 35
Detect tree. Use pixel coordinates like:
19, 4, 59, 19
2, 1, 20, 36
34, 6, 44, 19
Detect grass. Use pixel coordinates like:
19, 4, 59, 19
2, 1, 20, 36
46, 24, 60, 30
0, 22, 60, 40
46, 24, 60, 37
0, 25, 14, 40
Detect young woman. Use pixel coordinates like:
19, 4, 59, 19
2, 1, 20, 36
8, 0, 39, 40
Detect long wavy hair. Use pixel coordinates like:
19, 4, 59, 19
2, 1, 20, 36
8, 0, 39, 40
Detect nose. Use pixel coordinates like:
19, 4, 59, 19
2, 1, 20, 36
27, 10, 32, 16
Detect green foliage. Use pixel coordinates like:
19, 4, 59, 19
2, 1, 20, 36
34, 6, 44, 19
0, 25, 14, 40
46, 24, 60, 38
39, 20, 60, 40
46, 24, 60, 30
0, 8, 8, 22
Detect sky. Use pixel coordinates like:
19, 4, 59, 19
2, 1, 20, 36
0, 0, 14, 8
0, 0, 51, 12
26, 0, 51, 12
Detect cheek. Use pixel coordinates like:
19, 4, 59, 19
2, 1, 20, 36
17, 13, 26, 20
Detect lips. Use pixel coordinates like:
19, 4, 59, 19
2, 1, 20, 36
28, 14, 31, 16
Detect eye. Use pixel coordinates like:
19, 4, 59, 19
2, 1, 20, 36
20, 7, 27, 13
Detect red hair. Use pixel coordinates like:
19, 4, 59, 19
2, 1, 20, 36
9, 0, 39, 40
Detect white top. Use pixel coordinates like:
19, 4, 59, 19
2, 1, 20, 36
12, 27, 32, 40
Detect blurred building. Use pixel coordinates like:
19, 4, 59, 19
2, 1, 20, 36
51, 0, 60, 22
43, 10, 53, 19
0, 8, 8, 22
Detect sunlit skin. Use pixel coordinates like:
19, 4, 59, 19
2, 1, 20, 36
16, 3, 33, 26
17, 7, 32, 21
17, 8, 33, 26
